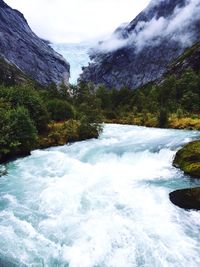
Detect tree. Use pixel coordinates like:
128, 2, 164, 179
0, 106, 37, 158
73, 82, 103, 123
158, 108, 169, 128
9, 107, 37, 153
0, 85, 49, 132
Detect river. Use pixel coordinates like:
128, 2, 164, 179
0, 124, 200, 267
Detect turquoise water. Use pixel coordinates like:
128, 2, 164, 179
0, 124, 200, 267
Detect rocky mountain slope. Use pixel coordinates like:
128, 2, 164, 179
0, 56, 33, 86
0, 0, 70, 86
80, 0, 200, 89
167, 41, 200, 75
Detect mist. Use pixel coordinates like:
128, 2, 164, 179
97, 0, 200, 53
5, 0, 150, 43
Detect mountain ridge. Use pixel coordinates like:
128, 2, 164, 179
0, 0, 70, 86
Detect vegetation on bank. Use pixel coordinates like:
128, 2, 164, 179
0, 82, 103, 163
95, 68, 200, 129
0, 66, 199, 163
0, 40, 200, 164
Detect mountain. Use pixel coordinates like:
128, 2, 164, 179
0, 0, 70, 86
79, 0, 200, 89
167, 41, 200, 76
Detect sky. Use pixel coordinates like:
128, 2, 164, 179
5, 0, 150, 43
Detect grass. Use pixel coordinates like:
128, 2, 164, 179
169, 116, 200, 130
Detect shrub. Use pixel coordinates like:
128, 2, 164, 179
0, 106, 37, 158
47, 99, 75, 121
0, 85, 49, 132
77, 116, 103, 140
7, 107, 38, 154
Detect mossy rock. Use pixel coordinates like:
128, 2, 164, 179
169, 187, 200, 210
173, 140, 200, 178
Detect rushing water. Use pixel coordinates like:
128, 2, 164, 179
0, 124, 200, 267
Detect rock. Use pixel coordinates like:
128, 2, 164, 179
169, 187, 200, 210
79, 0, 200, 89
0, 0, 70, 86
173, 141, 200, 178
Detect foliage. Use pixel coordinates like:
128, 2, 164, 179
73, 82, 103, 121
0, 85, 49, 132
158, 108, 169, 128
0, 106, 37, 159
1, 64, 199, 163
47, 99, 75, 121
95, 69, 200, 128
38, 120, 80, 148
0, 81, 103, 163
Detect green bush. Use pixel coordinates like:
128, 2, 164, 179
0, 85, 49, 132
8, 107, 37, 153
0, 106, 37, 158
47, 99, 75, 121
0, 82, 105, 162
78, 119, 102, 140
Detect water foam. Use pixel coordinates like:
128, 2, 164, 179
0, 124, 200, 266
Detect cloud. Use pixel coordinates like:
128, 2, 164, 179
5, 0, 150, 43
96, 0, 200, 53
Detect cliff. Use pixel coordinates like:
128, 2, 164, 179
0, 0, 70, 86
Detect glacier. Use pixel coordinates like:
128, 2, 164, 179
51, 43, 91, 84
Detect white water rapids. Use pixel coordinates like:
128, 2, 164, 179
0, 124, 200, 267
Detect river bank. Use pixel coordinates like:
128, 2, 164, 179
0, 119, 101, 165
1, 117, 200, 165
104, 114, 200, 130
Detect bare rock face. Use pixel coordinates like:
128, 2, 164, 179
0, 0, 70, 86
80, 0, 200, 89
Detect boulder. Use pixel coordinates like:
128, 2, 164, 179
173, 140, 200, 178
169, 187, 200, 210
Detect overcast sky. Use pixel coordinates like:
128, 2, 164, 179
5, 0, 150, 43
